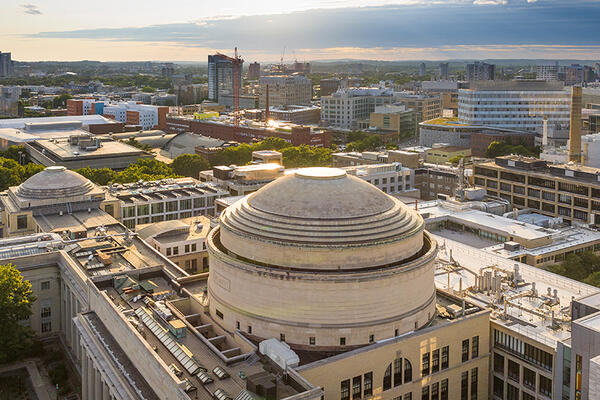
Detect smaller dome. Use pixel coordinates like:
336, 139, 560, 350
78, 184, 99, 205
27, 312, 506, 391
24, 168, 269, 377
17, 166, 94, 199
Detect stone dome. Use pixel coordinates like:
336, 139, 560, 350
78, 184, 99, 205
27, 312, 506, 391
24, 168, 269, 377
218, 167, 425, 270
207, 167, 438, 349
17, 166, 95, 199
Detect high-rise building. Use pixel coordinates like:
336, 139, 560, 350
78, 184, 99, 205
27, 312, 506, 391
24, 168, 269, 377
248, 62, 261, 80
536, 62, 559, 81
0, 51, 14, 77
458, 80, 570, 131
258, 75, 312, 108
66, 99, 104, 116
419, 62, 426, 77
466, 61, 495, 81
394, 93, 442, 132
208, 53, 243, 105
439, 62, 449, 80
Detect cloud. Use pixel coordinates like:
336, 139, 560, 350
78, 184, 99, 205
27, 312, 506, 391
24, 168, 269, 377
25, 2, 600, 57
21, 3, 42, 15
473, 0, 507, 5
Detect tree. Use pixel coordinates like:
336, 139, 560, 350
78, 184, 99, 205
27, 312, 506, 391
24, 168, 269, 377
485, 141, 537, 158
171, 154, 211, 178
0, 263, 36, 363
141, 86, 155, 93
76, 167, 117, 186
448, 155, 465, 165
52, 93, 72, 108
584, 271, 600, 288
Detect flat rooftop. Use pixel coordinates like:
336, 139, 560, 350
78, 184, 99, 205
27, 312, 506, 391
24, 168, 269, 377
30, 138, 146, 161
432, 232, 600, 347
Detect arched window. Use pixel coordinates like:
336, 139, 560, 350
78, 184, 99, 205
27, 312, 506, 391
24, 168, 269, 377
383, 363, 392, 391
393, 357, 402, 387
404, 358, 413, 383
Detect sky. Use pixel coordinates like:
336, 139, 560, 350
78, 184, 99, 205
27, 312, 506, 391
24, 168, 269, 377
1, 0, 600, 62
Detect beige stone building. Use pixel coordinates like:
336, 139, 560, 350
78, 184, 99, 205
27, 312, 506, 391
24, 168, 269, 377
136, 216, 211, 274
473, 155, 600, 226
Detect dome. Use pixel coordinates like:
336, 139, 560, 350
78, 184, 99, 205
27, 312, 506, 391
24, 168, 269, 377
17, 166, 95, 199
218, 167, 425, 270
207, 167, 438, 349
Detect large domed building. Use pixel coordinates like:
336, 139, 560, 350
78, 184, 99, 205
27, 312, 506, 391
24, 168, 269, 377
207, 167, 437, 350
1, 166, 108, 238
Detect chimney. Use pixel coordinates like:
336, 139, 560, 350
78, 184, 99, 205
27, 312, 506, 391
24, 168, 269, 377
264, 84, 270, 122
569, 86, 582, 163
542, 117, 548, 150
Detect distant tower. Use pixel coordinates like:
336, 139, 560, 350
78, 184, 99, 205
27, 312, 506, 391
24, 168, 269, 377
419, 62, 426, 77
439, 63, 449, 80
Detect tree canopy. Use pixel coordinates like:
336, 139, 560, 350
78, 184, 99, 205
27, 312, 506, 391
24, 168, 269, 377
171, 154, 211, 178
0, 263, 36, 363
545, 251, 600, 287
209, 137, 334, 168
485, 141, 539, 158
76, 158, 180, 185
345, 131, 383, 152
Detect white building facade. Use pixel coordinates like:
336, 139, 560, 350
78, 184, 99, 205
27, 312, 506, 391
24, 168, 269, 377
458, 81, 570, 132
321, 87, 395, 129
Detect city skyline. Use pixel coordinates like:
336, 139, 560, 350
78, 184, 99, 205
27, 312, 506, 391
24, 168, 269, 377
1, 0, 600, 61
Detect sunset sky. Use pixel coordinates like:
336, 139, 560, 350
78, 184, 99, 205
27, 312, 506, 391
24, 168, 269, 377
1, 0, 599, 62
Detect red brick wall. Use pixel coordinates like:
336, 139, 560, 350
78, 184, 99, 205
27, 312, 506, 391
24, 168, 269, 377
88, 122, 125, 134
66, 99, 83, 116
126, 110, 140, 126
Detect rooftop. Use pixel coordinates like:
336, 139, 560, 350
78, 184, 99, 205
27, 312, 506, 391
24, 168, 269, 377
30, 137, 147, 161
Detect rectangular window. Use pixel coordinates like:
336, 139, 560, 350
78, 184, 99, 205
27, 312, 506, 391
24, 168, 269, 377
340, 337, 346, 346
539, 375, 552, 397
236, 321, 240, 329
309, 337, 315, 345
432, 349, 440, 373
461, 371, 468, 400
137, 204, 149, 216
404, 393, 412, 400
280, 333, 285, 342
215, 309, 223, 319
41, 281, 50, 291
494, 352, 504, 375
166, 247, 172, 256
341, 379, 350, 400
422, 352, 430, 376
472, 336, 479, 358
352, 376, 362, 399
493, 376, 504, 399
470, 368, 478, 400
191, 243, 197, 252
506, 383, 519, 400
394, 358, 402, 387
369, 334, 374, 343
41, 305, 51, 319
523, 367, 535, 390
180, 199, 192, 210
185, 244, 190, 253
441, 346, 449, 369
508, 359, 520, 383
151, 202, 164, 214
41, 321, 51, 333
17, 215, 28, 230
173, 247, 179, 255
421, 386, 429, 400
363, 372, 373, 396
431, 382, 439, 400
462, 339, 469, 362
440, 379, 448, 400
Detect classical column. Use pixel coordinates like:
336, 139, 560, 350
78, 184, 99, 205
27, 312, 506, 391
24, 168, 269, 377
103, 382, 110, 400
81, 348, 88, 400
87, 357, 94, 400
94, 368, 102, 400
